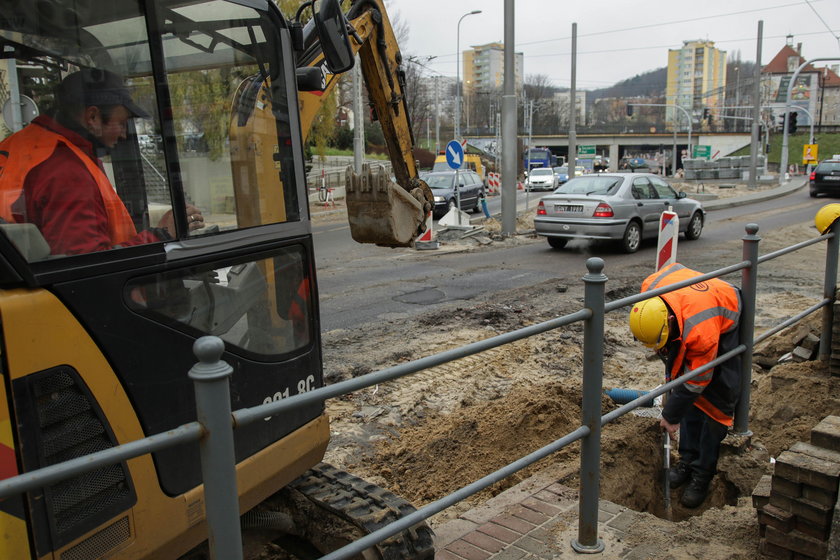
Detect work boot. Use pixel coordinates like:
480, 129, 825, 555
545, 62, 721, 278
668, 461, 691, 489
681, 475, 711, 508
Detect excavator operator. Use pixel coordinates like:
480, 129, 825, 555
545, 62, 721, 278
0, 68, 204, 255
628, 262, 742, 508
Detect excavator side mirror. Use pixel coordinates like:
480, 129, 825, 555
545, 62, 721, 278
313, 0, 354, 74
296, 67, 326, 92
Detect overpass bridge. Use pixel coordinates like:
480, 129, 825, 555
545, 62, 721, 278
469, 132, 753, 171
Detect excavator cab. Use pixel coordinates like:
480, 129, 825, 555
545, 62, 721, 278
0, 1, 397, 558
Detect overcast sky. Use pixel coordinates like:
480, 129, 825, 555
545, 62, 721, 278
386, 0, 840, 91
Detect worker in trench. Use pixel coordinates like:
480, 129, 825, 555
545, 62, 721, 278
628, 262, 742, 508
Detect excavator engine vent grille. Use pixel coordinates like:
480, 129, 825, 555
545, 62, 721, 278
60, 516, 131, 560
31, 368, 134, 546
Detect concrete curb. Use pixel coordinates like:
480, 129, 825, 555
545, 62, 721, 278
702, 177, 808, 211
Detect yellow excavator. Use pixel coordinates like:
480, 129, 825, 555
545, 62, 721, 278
0, 0, 433, 558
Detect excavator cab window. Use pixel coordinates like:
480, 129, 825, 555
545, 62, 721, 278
125, 245, 313, 357
0, 0, 305, 265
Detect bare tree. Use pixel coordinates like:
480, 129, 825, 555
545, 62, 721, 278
523, 74, 555, 102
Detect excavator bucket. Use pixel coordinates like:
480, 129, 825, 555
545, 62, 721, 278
345, 163, 427, 247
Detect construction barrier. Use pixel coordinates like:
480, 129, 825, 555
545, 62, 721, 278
487, 172, 500, 194
414, 211, 439, 250
655, 209, 679, 271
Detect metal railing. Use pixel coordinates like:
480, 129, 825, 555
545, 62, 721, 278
1, 220, 837, 559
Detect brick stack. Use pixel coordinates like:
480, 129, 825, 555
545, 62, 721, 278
752, 416, 840, 559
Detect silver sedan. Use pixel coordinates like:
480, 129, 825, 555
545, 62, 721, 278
534, 173, 705, 253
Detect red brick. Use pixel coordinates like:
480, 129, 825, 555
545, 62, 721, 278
765, 526, 828, 559
544, 483, 575, 499
444, 539, 492, 560
760, 538, 794, 559
810, 416, 840, 453
509, 505, 550, 525
795, 516, 832, 541
461, 531, 507, 553
475, 522, 520, 544
759, 504, 795, 533
490, 513, 536, 534
532, 490, 565, 506
521, 496, 561, 516
773, 475, 803, 499
802, 484, 838, 508
770, 492, 834, 526
754, 474, 773, 509
435, 550, 465, 560
775, 446, 840, 491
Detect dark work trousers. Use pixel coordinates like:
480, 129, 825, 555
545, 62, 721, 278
677, 326, 741, 480
678, 405, 728, 480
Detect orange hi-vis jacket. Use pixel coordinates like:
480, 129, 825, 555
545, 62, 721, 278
0, 121, 137, 245
642, 262, 742, 426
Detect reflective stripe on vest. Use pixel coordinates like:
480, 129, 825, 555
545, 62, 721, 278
0, 123, 136, 244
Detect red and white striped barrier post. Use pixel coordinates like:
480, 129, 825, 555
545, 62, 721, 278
656, 209, 679, 271
415, 210, 439, 250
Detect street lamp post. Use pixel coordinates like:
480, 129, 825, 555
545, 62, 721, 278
455, 9, 481, 140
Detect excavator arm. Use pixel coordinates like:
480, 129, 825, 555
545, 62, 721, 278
295, 0, 433, 247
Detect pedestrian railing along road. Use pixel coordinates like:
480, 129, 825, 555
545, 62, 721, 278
0, 220, 837, 558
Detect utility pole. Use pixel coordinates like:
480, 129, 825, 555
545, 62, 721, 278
501, 0, 516, 236
568, 23, 578, 180
434, 76, 440, 154
747, 21, 762, 189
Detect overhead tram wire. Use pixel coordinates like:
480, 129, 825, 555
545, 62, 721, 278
803, 0, 840, 48
515, 0, 825, 47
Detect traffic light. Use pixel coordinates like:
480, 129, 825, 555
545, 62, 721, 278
788, 111, 798, 134
702, 108, 710, 121
626, 104, 633, 116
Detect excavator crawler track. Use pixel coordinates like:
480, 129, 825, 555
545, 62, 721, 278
284, 463, 435, 560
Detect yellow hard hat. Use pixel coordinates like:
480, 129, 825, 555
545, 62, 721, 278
629, 297, 670, 350
815, 204, 840, 234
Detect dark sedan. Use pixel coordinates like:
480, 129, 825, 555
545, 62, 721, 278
810, 158, 840, 197
424, 171, 485, 218
534, 173, 705, 253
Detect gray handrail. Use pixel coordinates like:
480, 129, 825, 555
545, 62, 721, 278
1, 217, 838, 559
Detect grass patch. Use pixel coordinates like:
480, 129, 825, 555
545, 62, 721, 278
730, 131, 840, 164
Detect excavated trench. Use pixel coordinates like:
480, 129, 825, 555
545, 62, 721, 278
354, 379, 745, 527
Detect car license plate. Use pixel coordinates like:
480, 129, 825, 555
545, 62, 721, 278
824, 176, 840, 181
555, 204, 583, 212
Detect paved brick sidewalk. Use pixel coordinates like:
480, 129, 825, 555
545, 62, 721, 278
432, 472, 658, 559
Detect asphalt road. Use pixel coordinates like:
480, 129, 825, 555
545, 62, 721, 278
313, 186, 824, 333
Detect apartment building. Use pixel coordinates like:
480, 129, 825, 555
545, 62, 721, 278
665, 40, 727, 129
462, 42, 523, 96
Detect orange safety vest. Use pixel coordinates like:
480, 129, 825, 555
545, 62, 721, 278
0, 123, 137, 245
642, 262, 741, 425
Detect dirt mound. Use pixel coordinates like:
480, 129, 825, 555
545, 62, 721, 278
374, 381, 583, 507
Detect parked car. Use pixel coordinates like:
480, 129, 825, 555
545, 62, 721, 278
553, 166, 569, 185
424, 170, 485, 218
525, 167, 557, 191
534, 173, 705, 253
809, 157, 840, 197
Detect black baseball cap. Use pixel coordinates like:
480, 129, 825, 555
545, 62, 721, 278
57, 68, 150, 119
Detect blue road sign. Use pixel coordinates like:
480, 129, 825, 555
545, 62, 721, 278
445, 140, 464, 170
